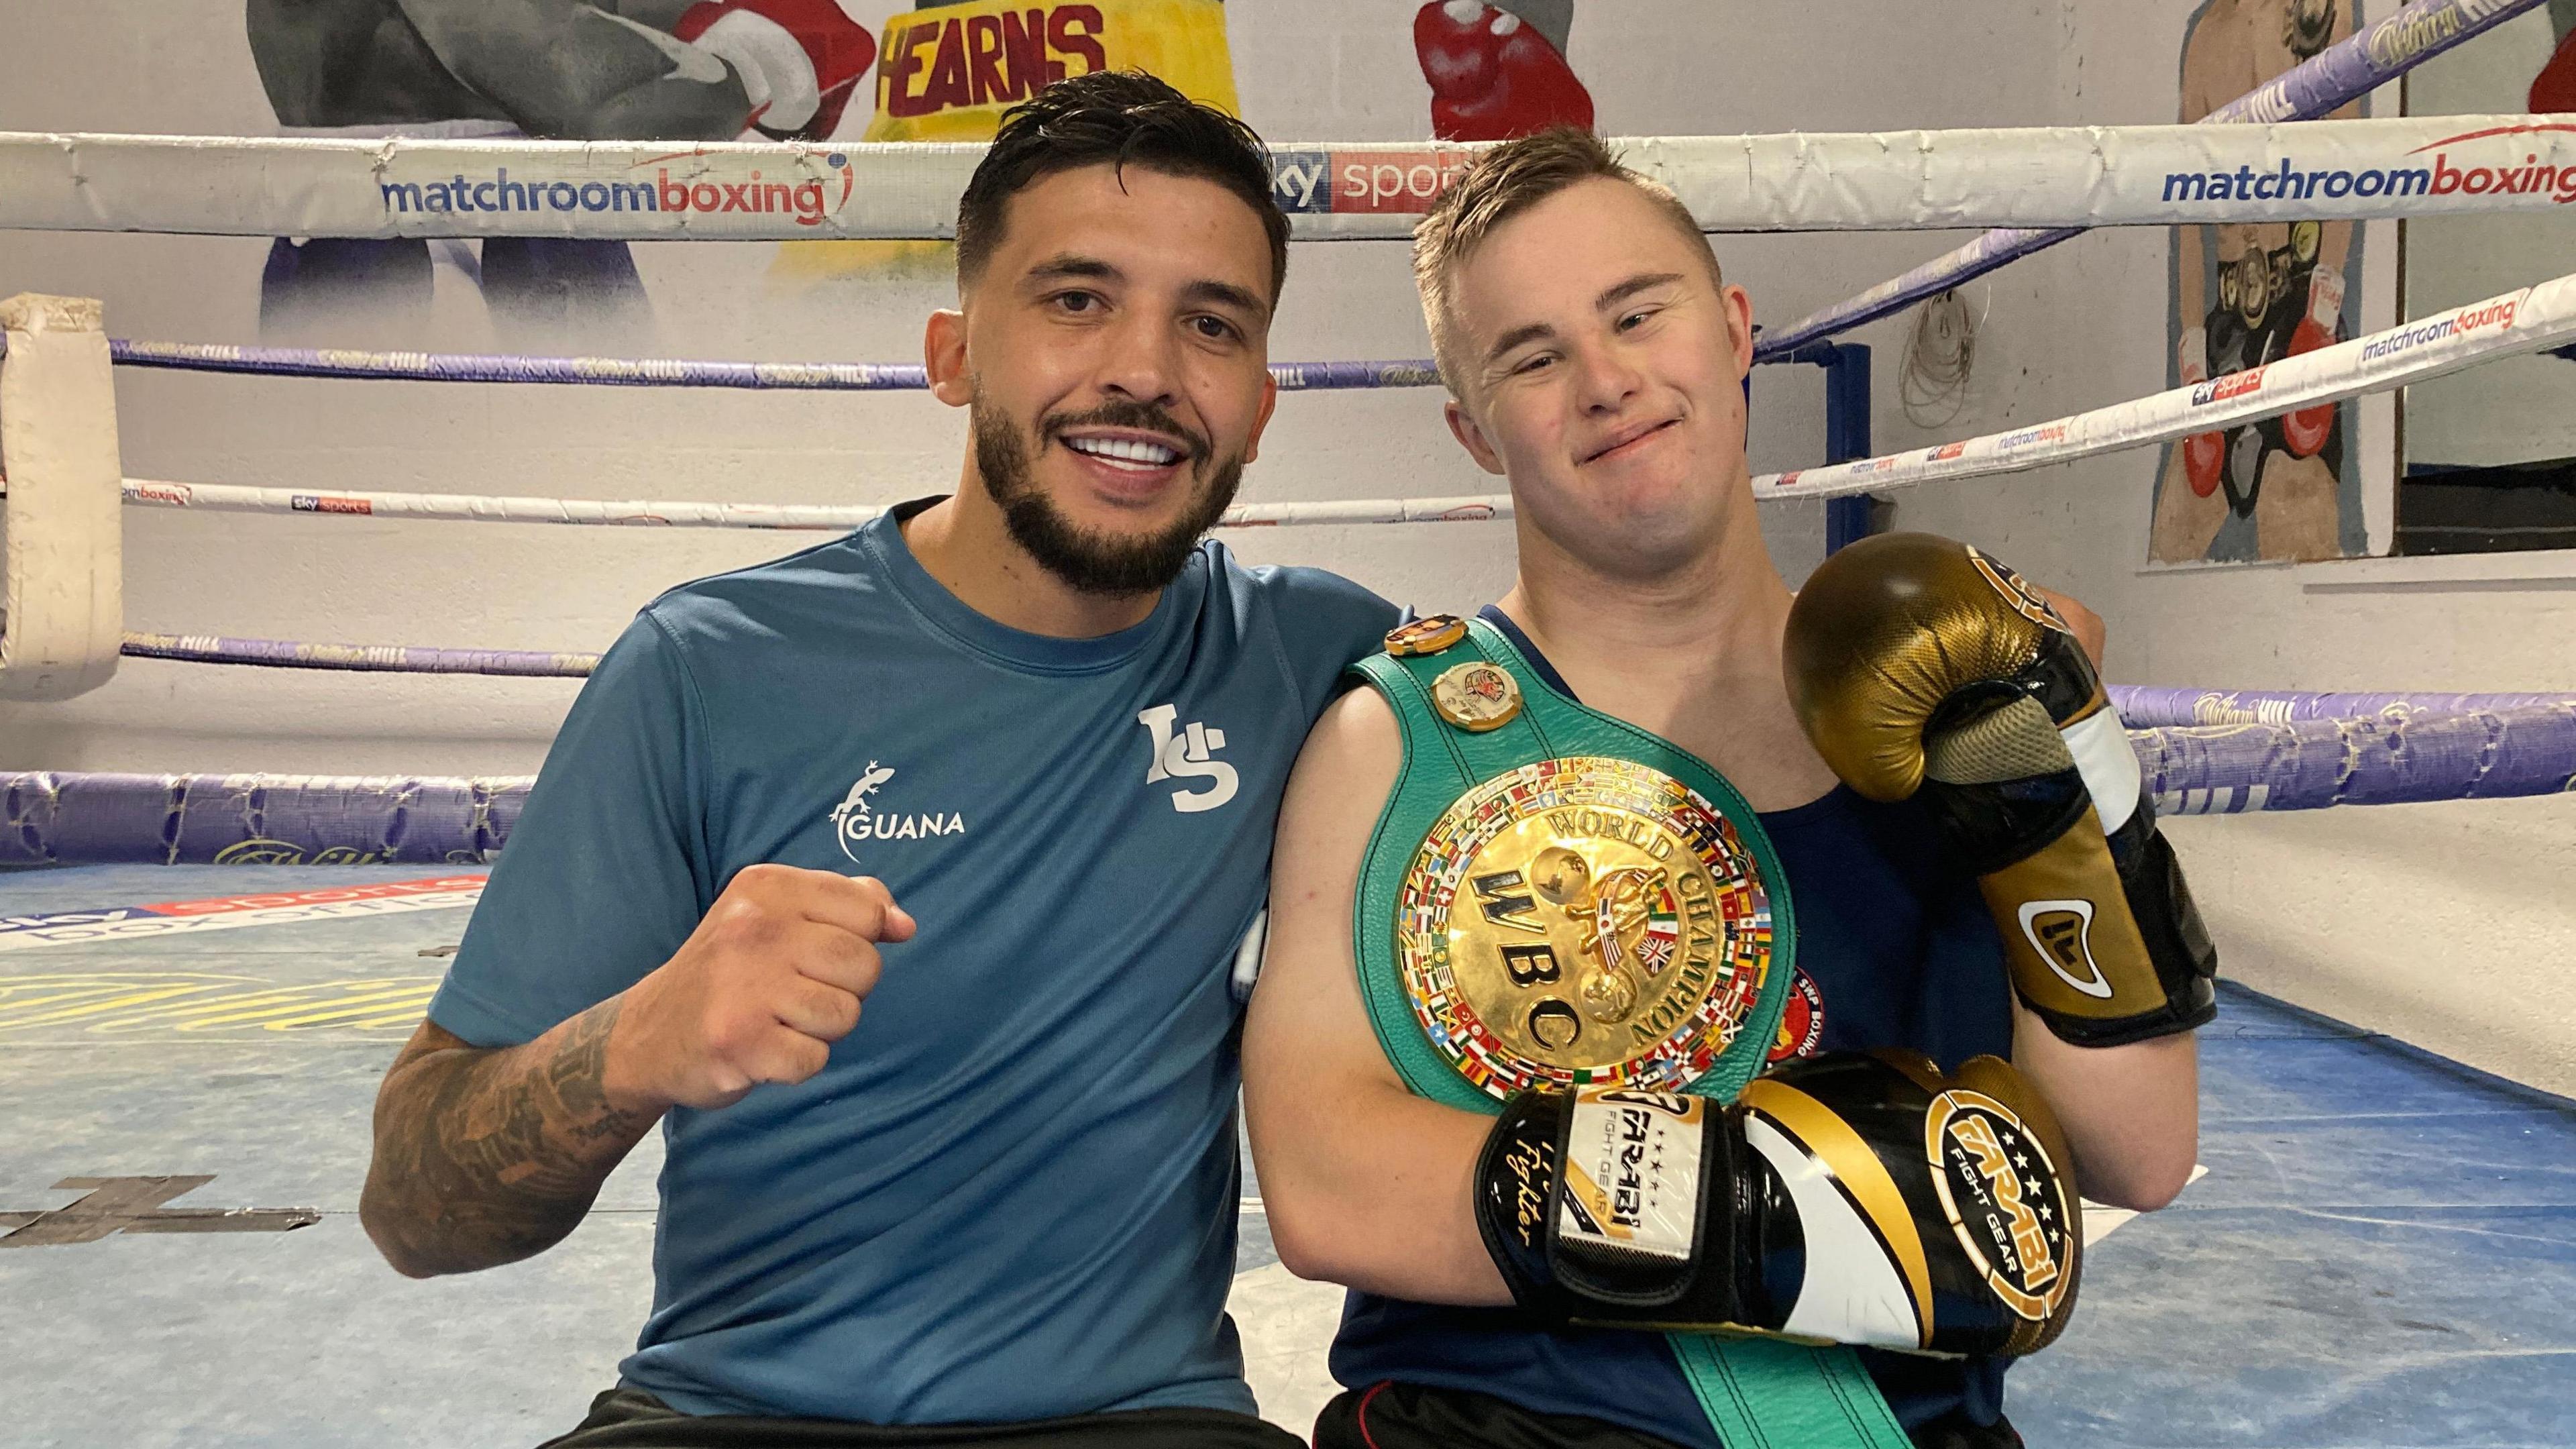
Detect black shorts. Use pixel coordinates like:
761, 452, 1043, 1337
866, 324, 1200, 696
537, 1387, 1303, 1449
1313, 1381, 2022, 1449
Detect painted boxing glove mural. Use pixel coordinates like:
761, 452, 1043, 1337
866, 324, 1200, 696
2532, 15, 2576, 113
672, 0, 877, 140
246, 0, 883, 347
1415, 1, 1592, 141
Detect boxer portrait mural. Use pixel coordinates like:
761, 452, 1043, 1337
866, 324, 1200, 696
2151, 0, 2367, 564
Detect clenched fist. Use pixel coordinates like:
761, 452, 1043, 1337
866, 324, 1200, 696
604, 864, 916, 1112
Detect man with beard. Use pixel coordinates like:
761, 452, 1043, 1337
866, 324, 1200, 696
358, 72, 1394, 1448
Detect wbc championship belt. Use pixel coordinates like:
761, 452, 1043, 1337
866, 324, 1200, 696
1350, 616, 1912, 1449
1351, 615, 1792, 1110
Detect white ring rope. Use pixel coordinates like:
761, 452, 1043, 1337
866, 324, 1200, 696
1754, 270, 2576, 501
2, 116, 2571, 240
80, 478, 1512, 531
18, 268, 2566, 530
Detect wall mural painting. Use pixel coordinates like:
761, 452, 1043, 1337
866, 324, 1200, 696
238, 1, 1595, 312
776, 0, 1240, 281
2152, 0, 2364, 564
1414, 1, 1593, 141
247, 0, 881, 345
2536, 0, 2576, 112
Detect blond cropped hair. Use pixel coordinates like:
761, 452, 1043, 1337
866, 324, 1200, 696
1411, 127, 1722, 398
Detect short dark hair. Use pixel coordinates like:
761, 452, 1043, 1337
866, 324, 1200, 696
955, 70, 1289, 304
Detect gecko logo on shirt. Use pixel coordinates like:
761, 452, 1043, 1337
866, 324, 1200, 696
828, 761, 968, 863
1137, 704, 1239, 814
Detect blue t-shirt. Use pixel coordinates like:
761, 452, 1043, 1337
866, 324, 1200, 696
430, 500, 1397, 1424
1328, 606, 2018, 1446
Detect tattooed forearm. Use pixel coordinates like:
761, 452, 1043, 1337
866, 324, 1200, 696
360, 998, 660, 1277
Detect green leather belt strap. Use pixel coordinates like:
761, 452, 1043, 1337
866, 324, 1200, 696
1666, 1332, 1915, 1449
1348, 619, 1911, 1449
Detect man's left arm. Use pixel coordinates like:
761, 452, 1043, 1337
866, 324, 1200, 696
1786, 549, 2214, 1226
2007, 581, 2200, 1212
2011, 1005, 2198, 1210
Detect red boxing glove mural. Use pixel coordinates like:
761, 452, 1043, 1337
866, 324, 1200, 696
676, 0, 878, 140
2534, 22, 2575, 358
2533, 23, 2576, 114
2279, 264, 2342, 458
1415, 1, 1593, 141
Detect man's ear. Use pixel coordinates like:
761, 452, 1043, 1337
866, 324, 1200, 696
925, 308, 971, 407
1241, 371, 1280, 466
1444, 397, 1507, 476
1721, 282, 1756, 382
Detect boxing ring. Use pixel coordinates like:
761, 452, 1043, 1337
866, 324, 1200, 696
4, 1, 2574, 1443
9, 230, 2576, 858
6, 1, 2569, 837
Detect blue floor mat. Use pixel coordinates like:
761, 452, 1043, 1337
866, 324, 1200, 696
2010, 984, 2576, 1449
4, 866, 2571, 1447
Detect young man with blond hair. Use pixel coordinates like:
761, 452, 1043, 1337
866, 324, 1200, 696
1245, 129, 2212, 1449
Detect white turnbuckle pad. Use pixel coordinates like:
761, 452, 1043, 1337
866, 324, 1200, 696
0, 293, 123, 701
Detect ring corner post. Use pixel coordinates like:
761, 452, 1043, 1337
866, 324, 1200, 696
0, 292, 124, 702
1819, 341, 1877, 554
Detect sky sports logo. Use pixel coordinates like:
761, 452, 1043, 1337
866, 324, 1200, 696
2191, 370, 2269, 406
2161, 125, 2576, 208
1271, 150, 1475, 215
378, 154, 854, 226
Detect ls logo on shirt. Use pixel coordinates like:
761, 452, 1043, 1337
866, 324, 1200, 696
1137, 704, 1238, 814
828, 761, 968, 863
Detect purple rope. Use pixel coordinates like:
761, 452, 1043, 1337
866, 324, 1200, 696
1267, 358, 1445, 389
117, 635, 2576, 741
2114, 686, 2576, 728
107, 339, 926, 389
75, 342, 1820, 390
2136, 704, 2576, 813
17, 709, 2575, 863
99, 338, 1452, 392
4, 771, 526, 866
121, 632, 598, 678
1753, 0, 2551, 360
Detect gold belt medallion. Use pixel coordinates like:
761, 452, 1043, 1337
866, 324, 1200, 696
1397, 755, 1775, 1098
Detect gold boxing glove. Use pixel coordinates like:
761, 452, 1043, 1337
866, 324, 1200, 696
1474, 1051, 2082, 1357
1782, 533, 2216, 1046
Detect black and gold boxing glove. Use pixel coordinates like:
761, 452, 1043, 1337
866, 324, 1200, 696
1782, 532, 2217, 1047
1474, 1051, 2079, 1358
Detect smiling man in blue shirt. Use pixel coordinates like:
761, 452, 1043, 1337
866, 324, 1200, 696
358, 72, 1397, 1448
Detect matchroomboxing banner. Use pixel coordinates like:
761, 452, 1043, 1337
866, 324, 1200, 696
1, 115, 2569, 242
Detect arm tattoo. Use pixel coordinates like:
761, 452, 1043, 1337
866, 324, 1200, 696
361, 998, 659, 1277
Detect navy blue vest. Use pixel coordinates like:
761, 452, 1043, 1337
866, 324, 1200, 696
1327, 606, 2019, 1444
